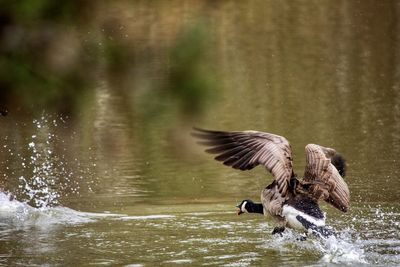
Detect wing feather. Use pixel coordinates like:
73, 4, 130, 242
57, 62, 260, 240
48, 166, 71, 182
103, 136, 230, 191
303, 144, 350, 212
192, 128, 293, 191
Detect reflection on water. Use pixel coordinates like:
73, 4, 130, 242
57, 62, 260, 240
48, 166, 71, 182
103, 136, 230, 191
1, 1, 400, 266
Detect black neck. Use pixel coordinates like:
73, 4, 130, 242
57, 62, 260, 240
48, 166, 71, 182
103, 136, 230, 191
246, 202, 264, 214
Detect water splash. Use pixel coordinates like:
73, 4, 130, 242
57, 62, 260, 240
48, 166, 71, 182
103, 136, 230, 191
16, 117, 67, 208
2, 115, 97, 208
316, 234, 367, 264
260, 228, 367, 265
0, 192, 121, 228
349, 204, 400, 265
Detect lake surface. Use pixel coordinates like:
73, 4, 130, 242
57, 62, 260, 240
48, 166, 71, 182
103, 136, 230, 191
1, 1, 400, 266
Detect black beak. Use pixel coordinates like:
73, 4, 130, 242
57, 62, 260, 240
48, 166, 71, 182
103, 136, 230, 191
236, 204, 243, 215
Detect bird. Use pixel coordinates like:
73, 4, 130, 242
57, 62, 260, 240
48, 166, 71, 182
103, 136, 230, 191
192, 128, 350, 237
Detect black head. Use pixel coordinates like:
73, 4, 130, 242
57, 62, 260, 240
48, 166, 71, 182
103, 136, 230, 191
235, 199, 254, 215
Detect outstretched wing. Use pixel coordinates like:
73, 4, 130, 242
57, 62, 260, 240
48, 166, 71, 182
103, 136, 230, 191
303, 144, 350, 212
192, 128, 293, 196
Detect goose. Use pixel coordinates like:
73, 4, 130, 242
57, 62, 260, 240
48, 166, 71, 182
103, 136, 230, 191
192, 128, 350, 237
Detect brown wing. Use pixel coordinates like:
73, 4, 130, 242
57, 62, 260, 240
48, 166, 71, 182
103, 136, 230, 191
192, 128, 293, 197
303, 144, 350, 212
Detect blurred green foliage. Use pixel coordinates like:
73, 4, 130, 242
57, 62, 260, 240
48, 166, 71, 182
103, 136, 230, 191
0, 1, 97, 114
0, 1, 216, 118
168, 22, 215, 116
135, 21, 216, 123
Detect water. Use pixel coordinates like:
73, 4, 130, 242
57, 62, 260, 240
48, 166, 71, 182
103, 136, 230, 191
0, 190, 398, 266
1, 1, 400, 266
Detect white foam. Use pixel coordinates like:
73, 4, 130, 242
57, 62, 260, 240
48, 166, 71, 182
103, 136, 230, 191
260, 228, 367, 265
0, 192, 122, 228
318, 235, 367, 264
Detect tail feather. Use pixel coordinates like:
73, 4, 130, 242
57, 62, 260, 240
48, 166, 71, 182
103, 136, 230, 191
331, 153, 346, 177
296, 215, 335, 238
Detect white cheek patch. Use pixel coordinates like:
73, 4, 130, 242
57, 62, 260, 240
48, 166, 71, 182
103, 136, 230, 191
241, 201, 248, 213
282, 205, 326, 229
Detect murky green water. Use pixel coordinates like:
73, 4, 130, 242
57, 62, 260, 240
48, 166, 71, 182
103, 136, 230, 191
1, 1, 400, 266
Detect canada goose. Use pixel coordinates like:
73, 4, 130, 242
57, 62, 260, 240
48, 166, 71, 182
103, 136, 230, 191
192, 128, 350, 237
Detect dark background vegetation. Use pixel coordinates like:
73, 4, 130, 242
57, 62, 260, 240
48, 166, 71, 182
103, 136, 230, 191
0, 1, 216, 118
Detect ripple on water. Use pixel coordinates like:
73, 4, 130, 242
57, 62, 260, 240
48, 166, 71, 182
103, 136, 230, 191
0, 195, 399, 266
119, 214, 175, 220
163, 259, 193, 264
